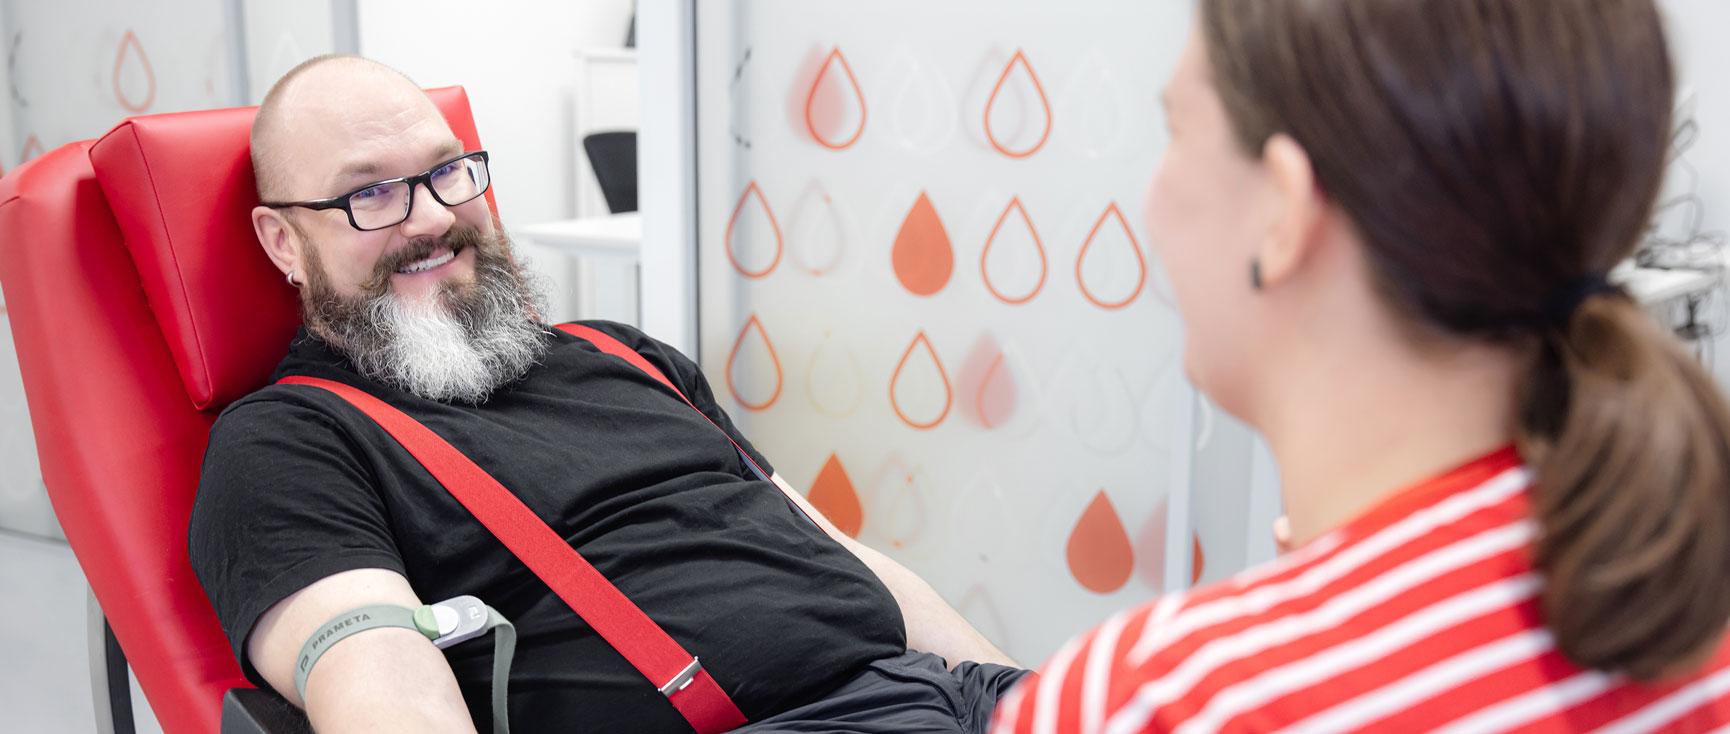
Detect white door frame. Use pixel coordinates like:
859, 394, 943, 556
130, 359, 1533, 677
636, 0, 699, 356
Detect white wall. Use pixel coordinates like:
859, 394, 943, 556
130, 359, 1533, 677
1665, 0, 1730, 231
0, 7, 15, 171
0, 0, 236, 156
0, 0, 243, 541
0, 0, 52, 541
1660, 0, 1730, 381
241, 0, 338, 102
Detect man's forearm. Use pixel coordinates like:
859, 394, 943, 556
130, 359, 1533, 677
249, 570, 479, 734
302, 627, 480, 734
848, 540, 1019, 669
768, 472, 1018, 669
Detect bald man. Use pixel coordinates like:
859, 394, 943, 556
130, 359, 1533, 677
188, 56, 1024, 734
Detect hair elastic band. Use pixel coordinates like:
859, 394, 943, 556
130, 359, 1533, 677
1539, 274, 1621, 330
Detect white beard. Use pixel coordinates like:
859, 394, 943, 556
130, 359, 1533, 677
353, 286, 546, 404
304, 231, 552, 404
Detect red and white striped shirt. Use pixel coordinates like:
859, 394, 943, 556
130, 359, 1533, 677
992, 447, 1730, 734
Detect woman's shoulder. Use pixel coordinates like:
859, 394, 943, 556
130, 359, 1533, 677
992, 503, 1541, 734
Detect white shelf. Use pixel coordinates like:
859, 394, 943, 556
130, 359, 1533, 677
517, 213, 642, 263
517, 213, 643, 326
1613, 251, 1726, 306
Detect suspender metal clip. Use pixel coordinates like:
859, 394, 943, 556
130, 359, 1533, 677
659, 657, 704, 697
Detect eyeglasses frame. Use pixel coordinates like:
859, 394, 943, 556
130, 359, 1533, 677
260, 150, 491, 232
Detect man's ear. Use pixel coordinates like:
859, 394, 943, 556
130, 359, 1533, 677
1255, 133, 1325, 290
252, 205, 299, 277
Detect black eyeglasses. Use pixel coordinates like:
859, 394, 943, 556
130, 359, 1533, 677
262, 151, 491, 232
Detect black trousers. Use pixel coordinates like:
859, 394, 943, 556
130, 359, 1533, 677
736, 651, 1030, 734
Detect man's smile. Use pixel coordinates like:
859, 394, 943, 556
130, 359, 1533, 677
397, 247, 457, 275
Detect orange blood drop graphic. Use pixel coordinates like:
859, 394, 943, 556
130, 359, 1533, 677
1067, 490, 1135, 594
808, 453, 864, 538
892, 192, 954, 297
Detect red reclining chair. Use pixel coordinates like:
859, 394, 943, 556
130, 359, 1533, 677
0, 87, 496, 734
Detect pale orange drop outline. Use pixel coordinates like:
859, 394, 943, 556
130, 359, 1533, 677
805, 47, 868, 150
113, 30, 156, 114
984, 50, 1052, 159
884, 470, 929, 550
724, 181, 784, 279
1076, 202, 1148, 310
725, 314, 784, 411
20, 135, 42, 164
790, 187, 845, 277
889, 331, 953, 430
979, 196, 1048, 305
803, 335, 865, 418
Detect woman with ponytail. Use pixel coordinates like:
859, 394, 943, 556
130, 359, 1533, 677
994, 1, 1730, 731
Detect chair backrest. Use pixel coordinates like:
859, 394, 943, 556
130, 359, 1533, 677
0, 87, 491, 734
582, 130, 637, 214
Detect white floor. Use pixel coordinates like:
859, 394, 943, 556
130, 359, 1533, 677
2, 529, 164, 734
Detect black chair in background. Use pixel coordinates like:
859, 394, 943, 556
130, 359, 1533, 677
583, 131, 637, 214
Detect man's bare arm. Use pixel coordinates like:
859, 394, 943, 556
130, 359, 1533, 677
247, 568, 478, 734
769, 472, 1019, 669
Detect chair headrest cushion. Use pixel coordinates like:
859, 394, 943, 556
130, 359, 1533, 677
89, 86, 488, 411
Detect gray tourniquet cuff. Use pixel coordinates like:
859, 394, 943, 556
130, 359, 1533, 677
294, 603, 516, 734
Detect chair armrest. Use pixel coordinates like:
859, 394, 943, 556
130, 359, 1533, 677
220, 688, 313, 734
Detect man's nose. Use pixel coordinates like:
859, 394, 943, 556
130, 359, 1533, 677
398, 181, 456, 239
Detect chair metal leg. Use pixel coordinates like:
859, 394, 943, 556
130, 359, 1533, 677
88, 586, 137, 734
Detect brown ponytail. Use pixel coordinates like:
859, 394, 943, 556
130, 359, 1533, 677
1521, 295, 1730, 679
1201, 0, 1730, 679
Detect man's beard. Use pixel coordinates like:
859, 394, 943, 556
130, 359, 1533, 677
298, 223, 551, 404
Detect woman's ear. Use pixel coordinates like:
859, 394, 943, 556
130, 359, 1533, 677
1255, 133, 1325, 290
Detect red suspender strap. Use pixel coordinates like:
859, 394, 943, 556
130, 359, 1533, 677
275, 375, 748, 734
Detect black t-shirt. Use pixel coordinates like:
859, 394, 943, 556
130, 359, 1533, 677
188, 321, 906, 732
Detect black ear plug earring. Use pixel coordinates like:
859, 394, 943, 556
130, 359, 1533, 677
1250, 259, 1263, 291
